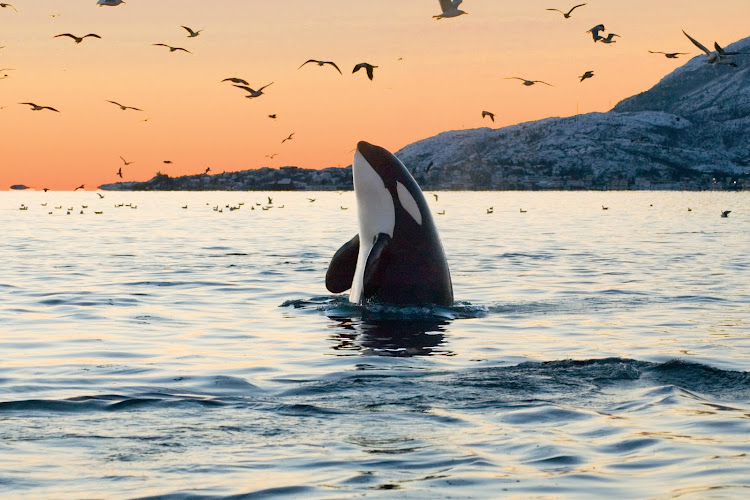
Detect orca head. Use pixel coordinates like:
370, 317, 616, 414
349, 141, 429, 303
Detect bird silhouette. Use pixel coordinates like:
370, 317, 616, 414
505, 77, 554, 87
281, 133, 295, 143
107, 100, 142, 111
19, 102, 59, 112
233, 82, 273, 98
482, 110, 495, 122
74, 184, 85, 191
222, 77, 249, 85
599, 33, 620, 44
648, 50, 689, 59
579, 70, 595, 82
152, 43, 191, 54
0, 3, 18, 12
546, 4, 586, 19
352, 62, 378, 80
721, 210, 731, 218
181, 26, 203, 38
586, 24, 605, 42
120, 156, 134, 165
54, 33, 101, 44
299, 59, 342, 74
116, 168, 123, 178
434, 0, 467, 19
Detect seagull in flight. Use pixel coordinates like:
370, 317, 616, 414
281, 133, 295, 143
586, 24, 605, 42
648, 50, 689, 59
107, 100, 142, 111
98, 0, 126, 6
55, 33, 101, 44
546, 4, 586, 19
182, 26, 204, 38
19, 102, 59, 112
352, 62, 378, 80
599, 33, 620, 44
152, 43, 192, 54
120, 156, 134, 165
74, 184, 85, 191
434, 0, 467, 19
222, 77, 249, 85
268, 114, 277, 120
579, 70, 595, 82
299, 59, 342, 74
505, 77, 554, 87
116, 168, 123, 178
481, 110, 495, 122
0, 3, 18, 12
233, 82, 273, 98
265, 153, 278, 159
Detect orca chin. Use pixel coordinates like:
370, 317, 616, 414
326, 141, 453, 307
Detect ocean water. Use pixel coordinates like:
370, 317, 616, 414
1, 190, 748, 499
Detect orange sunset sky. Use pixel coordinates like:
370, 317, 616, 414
1, 0, 749, 191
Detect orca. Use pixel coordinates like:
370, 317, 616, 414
326, 141, 453, 306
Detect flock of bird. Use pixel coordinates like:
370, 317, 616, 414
1, 1, 746, 191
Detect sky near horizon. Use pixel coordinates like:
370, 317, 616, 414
1, 0, 749, 191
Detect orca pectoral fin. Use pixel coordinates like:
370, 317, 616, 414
325, 234, 360, 293
363, 233, 391, 297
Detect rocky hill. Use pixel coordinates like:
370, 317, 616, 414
102, 36, 750, 192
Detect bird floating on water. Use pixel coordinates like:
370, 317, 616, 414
648, 50, 689, 59
352, 62, 377, 80
152, 43, 191, 54
98, 0, 126, 6
721, 210, 731, 218
54, 33, 101, 44
505, 77, 554, 87
298, 59, 342, 74
482, 110, 495, 122
233, 82, 273, 98
0, 3, 18, 12
107, 100, 142, 111
579, 70, 595, 82
434, 0, 467, 19
19, 102, 59, 112
586, 24, 605, 42
181, 26, 203, 38
546, 3, 586, 19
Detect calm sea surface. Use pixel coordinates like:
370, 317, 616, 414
1, 190, 748, 499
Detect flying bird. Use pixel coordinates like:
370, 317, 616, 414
281, 133, 295, 143
233, 82, 273, 98
222, 77, 249, 85
434, 0, 467, 19
74, 184, 85, 191
152, 43, 192, 54
120, 156, 134, 165
116, 168, 123, 178
19, 102, 59, 112
579, 70, 595, 82
107, 100, 142, 111
586, 24, 605, 42
298, 59, 342, 74
546, 4, 586, 19
505, 77, 554, 87
98, 0, 126, 6
204, 167, 211, 174
599, 33, 620, 44
163, 160, 172, 164
352, 62, 378, 80
97, 193, 105, 198
267, 114, 277, 120
0, 3, 18, 12
54, 33, 101, 44
648, 50, 689, 59
482, 110, 495, 122
265, 153, 278, 159
181, 26, 203, 37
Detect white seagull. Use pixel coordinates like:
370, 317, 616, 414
434, 0, 467, 19
682, 30, 740, 65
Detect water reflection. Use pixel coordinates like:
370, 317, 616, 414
327, 315, 453, 357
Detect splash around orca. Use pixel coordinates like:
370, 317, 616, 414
326, 141, 453, 306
